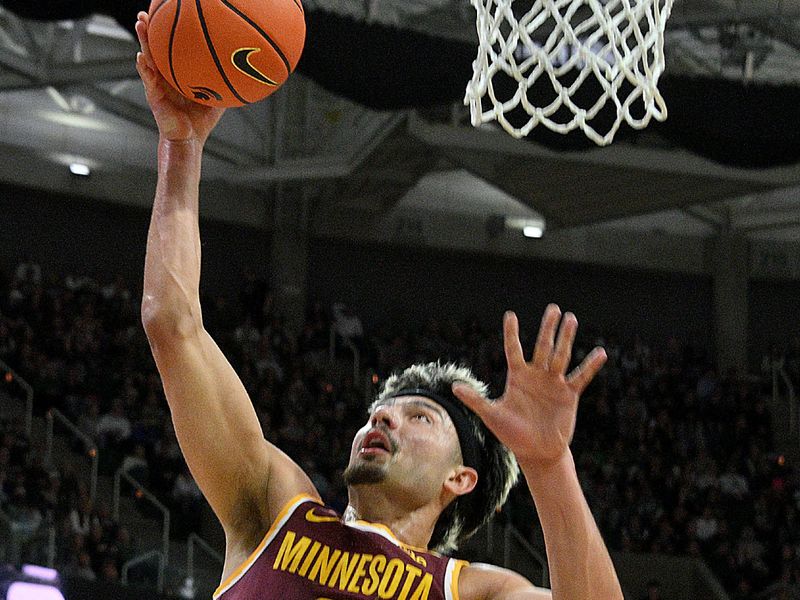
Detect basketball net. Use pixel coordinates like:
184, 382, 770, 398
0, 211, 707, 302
464, 0, 674, 145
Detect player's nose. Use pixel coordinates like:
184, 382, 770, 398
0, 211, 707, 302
370, 405, 398, 429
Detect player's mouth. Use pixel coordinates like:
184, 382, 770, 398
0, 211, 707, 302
360, 429, 393, 456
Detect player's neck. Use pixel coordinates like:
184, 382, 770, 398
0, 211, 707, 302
345, 489, 440, 550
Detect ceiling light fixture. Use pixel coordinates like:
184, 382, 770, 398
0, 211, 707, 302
69, 163, 90, 177
506, 216, 546, 239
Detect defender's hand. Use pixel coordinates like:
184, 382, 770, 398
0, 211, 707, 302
453, 306, 606, 469
134, 12, 224, 143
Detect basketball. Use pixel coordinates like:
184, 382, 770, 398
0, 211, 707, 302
147, 0, 305, 107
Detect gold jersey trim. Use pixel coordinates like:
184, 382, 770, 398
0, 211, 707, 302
445, 559, 468, 600
214, 494, 321, 599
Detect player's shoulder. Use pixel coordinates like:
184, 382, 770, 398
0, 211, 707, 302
228, 491, 323, 553
458, 562, 552, 600
223, 493, 325, 574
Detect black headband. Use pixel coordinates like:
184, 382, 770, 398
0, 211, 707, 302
383, 388, 484, 478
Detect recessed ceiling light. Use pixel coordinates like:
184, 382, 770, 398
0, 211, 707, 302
69, 163, 90, 176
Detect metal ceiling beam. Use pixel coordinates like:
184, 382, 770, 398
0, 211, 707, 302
407, 111, 800, 187
41, 59, 135, 86
683, 206, 725, 230
0, 71, 31, 88
668, 5, 800, 27
230, 158, 350, 182
728, 185, 800, 232
757, 19, 800, 54
739, 218, 800, 233
70, 84, 264, 166
670, 1, 800, 53
667, 44, 720, 77
729, 184, 800, 213
229, 113, 407, 183
0, 45, 137, 90
0, 9, 37, 51
0, 46, 39, 78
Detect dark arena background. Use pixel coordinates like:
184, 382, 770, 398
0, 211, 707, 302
1, 1, 799, 599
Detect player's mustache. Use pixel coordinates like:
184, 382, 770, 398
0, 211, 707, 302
364, 425, 399, 453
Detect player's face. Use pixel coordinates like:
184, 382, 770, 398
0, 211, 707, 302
344, 396, 461, 500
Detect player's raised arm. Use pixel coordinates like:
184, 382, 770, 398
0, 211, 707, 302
135, 11, 318, 539
454, 308, 623, 600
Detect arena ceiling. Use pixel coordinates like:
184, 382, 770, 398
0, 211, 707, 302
0, 0, 799, 241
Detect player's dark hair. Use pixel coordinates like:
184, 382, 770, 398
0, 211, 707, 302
372, 361, 519, 553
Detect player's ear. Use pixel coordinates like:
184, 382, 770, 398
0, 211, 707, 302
444, 466, 478, 497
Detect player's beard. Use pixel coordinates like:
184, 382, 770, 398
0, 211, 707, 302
343, 458, 389, 485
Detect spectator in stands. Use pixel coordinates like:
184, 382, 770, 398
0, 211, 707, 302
132, 386, 167, 448
5, 483, 42, 539
65, 550, 97, 581
14, 259, 41, 287
0, 320, 16, 360
232, 314, 260, 353
96, 398, 131, 450
76, 394, 101, 441
171, 466, 203, 537
331, 301, 366, 359
120, 443, 149, 485
114, 526, 135, 571
99, 557, 120, 583
299, 300, 330, 357
718, 458, 749, 500
68, 494, 95, 538
253, 335, 284, 383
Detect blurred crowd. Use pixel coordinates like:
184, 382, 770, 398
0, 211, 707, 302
1, 259, 799, 599
569, 340, 798, 600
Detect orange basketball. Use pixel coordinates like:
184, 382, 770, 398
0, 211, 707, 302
147, 0, 305, 107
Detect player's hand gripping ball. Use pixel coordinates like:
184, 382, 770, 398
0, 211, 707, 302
147, 0, 305, 107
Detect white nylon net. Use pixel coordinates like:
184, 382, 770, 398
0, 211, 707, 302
464, 0, 674, 145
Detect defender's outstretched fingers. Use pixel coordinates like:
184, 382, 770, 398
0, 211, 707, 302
502, 311, 526, 371
550, 312, 577, 375
531, 304, 561, 368
452, 383, 494, 426
566, 347, 607, 394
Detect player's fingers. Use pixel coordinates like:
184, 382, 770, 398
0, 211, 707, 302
135, 52, 165, 109
550, 312, 577, 375
135, 52, 155, 86
502, 311, 526, 371
531, 304, 561, 368
135, 13, 155, 66
566, 347, 607, 395
452, 383, 494, 423
135, 52, 148, 81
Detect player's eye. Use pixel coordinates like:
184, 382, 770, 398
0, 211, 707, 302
412, 413, 432, 424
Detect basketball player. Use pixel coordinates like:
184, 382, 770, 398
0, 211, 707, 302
134, 11, 623, 600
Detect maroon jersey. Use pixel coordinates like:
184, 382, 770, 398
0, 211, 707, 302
214, 495, 467, 600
